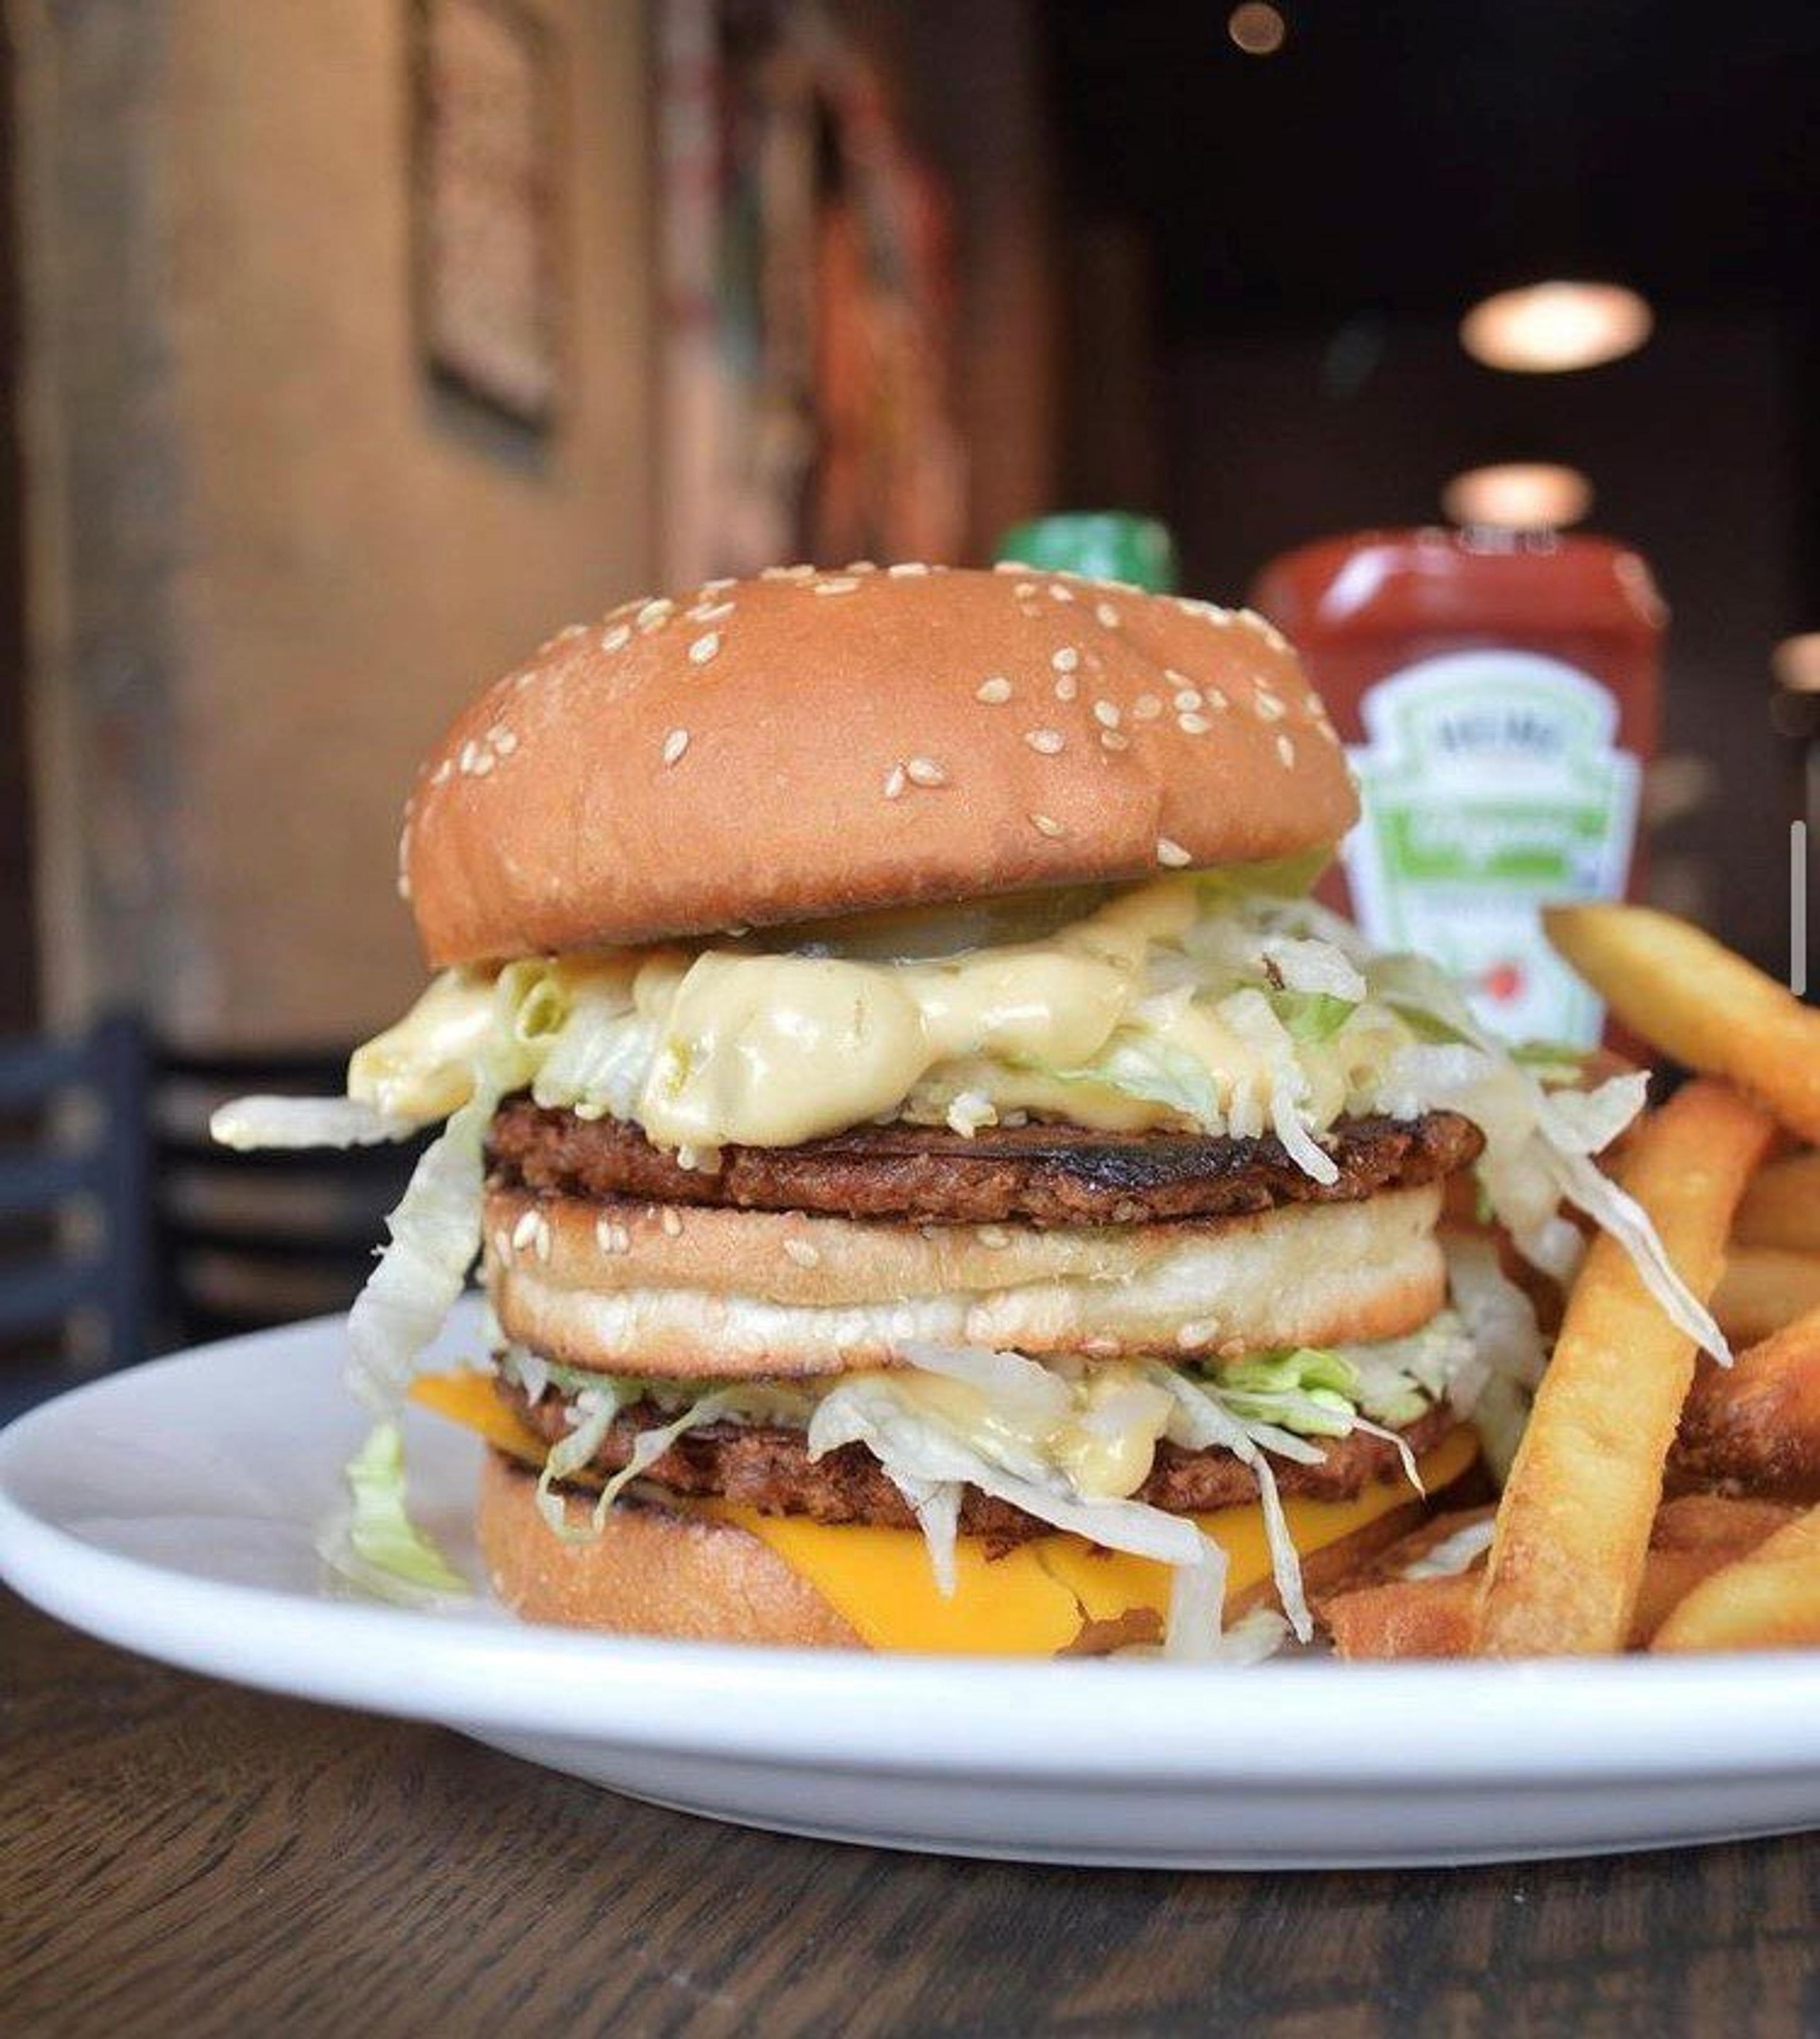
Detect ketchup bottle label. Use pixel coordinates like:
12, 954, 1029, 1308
1344, 651, 1641, 1046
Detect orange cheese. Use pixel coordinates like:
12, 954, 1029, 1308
712, 1424, 1478, 1655
410, 1366, 546, 1462
414, 1363, 1479, 1655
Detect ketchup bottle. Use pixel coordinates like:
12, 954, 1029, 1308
1252, 528, 1665, 1048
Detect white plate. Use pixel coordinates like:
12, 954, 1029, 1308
4, 1304, 1820, 1870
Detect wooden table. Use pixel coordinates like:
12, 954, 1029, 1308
4, 1586, 1816, 2037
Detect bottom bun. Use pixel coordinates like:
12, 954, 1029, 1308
477, 1452, 861, 1647
477, 1444, 1478, 1655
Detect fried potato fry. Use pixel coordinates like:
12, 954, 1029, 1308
1474, 1080, 1775, 1656
1734, 1151, 1820, 1254
1544, 904, 1820, 1143
1713, 1247, 1820, 1344
1629, 1495, 1801, 1640
1323, 1495, 1796, 1659
1652, 1504, 1820, 1652
1671, 1304, 1820, 1504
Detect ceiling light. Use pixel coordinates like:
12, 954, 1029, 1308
1443, 463, 1594, 532
1228, 4, 1287, 56
1772, 634, 1820, 695
1460, 281, 1653, 374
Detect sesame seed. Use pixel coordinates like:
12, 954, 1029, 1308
688, 631, 721, 666
1174, 687, 1203, 711
687, 599, 735, 623
976, 1225, 1012, 1249
1178, 713, 1211, 735
905, 756, 947, 787
534, 1216, 552, 1262
1206, 688, 1230, 711
1277, 733, 1298, 768
429, 758, 453, 786
701, 576, 736, 593
1029, 812, 1064, 838
783, 1237, 821, 1268
1253, 691, 1286, 721
492, 728, 519, 755
1047, 584, 1074, 603
511, 1209, 540, 1251
661, 1207, 683, 1237
993, 560, 1026, 575
1132, 694, 1163, 721
1095, 601, 1121, 628
471, 749, 496, 776
1026, 728, 1065, 755
1013, 582, 1037, 600
458, 740, 481, 774
883, 764, 907, 799
662, 728, 690, 767
1092, 699, 1121, 728
844, 560, 878, 574
637, 598, 673, 631
600, 623, 631, 652
595, 1217, 629, 1255
1176, 1318, 1218, 1349
1156, 836, 1193, 868
513, 670, 537, 691
1316, 718, 1341, 745
1054, 674, 1078, 702
1100, 728, 1130, 751
888, 561, 930, 577
813, 576, 860, 595
1052, 647, 1080, 674
976, 675, 1012, 704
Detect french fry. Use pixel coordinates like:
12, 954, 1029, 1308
1323, 1495, 1796, 1659
1474, 1080, 1775, 1657
1734, 1151, 1820, 1254
1713, 1247, 1820, 1345
1672, 1304, 1820, 1504
1543, 904, 1820, 1143
1629, 1495, 1801, 1640
1651, 1505, 1820, 1652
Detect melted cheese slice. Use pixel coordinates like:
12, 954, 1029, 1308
413, 1366, 1478, 1654
713, 1424, 1478, 1654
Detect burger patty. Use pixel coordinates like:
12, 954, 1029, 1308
486, 1100, 1483, 1227
500, 1378, 1460, 1545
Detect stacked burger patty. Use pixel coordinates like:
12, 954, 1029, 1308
482, 1104, 1482, 1542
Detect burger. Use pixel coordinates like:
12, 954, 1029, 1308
216, 562, 1711, 1659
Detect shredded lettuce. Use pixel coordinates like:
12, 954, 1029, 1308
535, 1387, 622, 1540
210, 1096, 416, 1150
318, 1421, 467, 1604
1164, 1533, 1229, 1662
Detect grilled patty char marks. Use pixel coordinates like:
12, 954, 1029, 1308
486, 1101, 1484, 1227
500, 1378, 1459, 1545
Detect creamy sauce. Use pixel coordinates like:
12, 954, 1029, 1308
349, 878, 1402, 1155
883, 1362, 1176, 1499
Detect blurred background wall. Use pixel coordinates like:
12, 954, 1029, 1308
17, 0, 656, 1043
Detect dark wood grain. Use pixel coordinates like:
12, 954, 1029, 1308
3, 1587, 1818, 2039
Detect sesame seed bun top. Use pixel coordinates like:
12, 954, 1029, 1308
401, 563, 1359, 967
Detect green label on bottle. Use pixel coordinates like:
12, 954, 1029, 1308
1344, 651, 1640, 1046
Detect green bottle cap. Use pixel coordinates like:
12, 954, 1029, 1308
993, 512, 1179, 594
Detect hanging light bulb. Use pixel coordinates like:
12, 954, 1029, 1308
1461, 282, 1653, 374
1442, 463, 1594, 531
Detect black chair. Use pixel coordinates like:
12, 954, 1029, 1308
0, 1014, 151, 1421
150, 1048, 428, 1351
